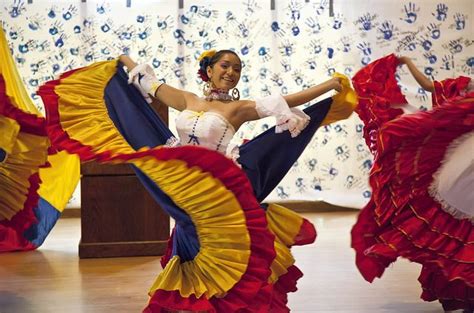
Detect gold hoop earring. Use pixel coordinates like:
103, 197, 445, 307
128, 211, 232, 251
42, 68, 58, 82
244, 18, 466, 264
203, 81, 211, 96
231, 87, 240, 101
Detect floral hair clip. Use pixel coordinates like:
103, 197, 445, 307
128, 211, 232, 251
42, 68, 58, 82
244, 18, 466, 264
197, 49, 217, 82
197, 49, 216, 61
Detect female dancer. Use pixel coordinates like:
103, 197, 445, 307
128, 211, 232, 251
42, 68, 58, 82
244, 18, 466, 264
39, 49, 357, 312
351, 54, 473, 312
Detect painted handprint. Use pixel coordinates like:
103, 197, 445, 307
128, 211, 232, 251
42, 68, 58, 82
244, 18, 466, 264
7, 0, 26, 18
453, 13, 466, 30
441, 54, 454, 71
432, 3, 448, 22
401, 2, 418, 24
461, 57, 474, 75
332, 13, 344, 30
339, 36, 351, 52
447, 39, 463, 54
62, 5, 77, 21
357, 42, 372, 65
356, 13, 377, 31
271, 21, 286, 37
378, 20, 395, 40
258, 46, 271, 62
279, 41, 295, 57
423, 51, 438, 64
418, 36, 433, 51
305, 17, 322, 34
315, 0, 328, 15
427, 23, 441, 39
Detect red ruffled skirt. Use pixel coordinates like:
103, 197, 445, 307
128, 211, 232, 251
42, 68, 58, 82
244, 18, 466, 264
351, 54, 474, 311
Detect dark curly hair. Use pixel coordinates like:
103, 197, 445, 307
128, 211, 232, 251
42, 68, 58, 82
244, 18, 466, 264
197, 50, 241, 82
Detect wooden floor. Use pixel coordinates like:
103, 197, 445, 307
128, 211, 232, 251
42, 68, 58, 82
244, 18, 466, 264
0, 211, 444, 313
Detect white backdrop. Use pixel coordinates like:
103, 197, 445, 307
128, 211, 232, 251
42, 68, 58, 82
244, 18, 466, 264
1, 0, 472, 208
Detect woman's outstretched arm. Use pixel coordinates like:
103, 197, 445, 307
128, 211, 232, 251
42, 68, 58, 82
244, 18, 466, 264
119, 55, 196, 111
233, 77, 342, 125
283, 77, 342, 107
398, 56, 434, 92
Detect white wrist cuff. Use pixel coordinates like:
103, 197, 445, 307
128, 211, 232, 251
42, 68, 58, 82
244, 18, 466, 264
255, 94, 310, 138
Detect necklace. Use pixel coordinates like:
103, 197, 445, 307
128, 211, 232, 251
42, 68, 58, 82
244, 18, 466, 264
205, 88, 232, 101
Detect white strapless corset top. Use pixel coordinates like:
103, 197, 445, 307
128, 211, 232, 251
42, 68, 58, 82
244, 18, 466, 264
175, 110, 236, 155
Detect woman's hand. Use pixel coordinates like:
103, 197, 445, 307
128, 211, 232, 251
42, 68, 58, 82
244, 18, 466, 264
398, 55, 410, 65
332, 77, 343, 92
128, 63, 162, 104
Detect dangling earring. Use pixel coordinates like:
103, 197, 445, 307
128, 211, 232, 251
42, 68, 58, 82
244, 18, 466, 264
231, 87, 240, 101
203, 81, 211, 96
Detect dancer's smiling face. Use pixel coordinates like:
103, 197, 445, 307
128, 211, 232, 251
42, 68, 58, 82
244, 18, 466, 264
207, 53, 242, 91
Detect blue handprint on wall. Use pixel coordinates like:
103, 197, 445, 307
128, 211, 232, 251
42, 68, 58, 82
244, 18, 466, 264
441, 54, 454, 70
48, 21, 63, 36
339, 36, 351, 52
47, 6, 57, 19
258, 46, 271, 62
332, 13, 344, 30
279, 41, 295, 57
398, 34, 417, 51
447, 39, 463, 54
138, 27, 151, 40
427, 23, 441, 39
291, 24, 300, 36
357, 42, 372, 65
288, 0, 302, 21
96, 3, 108, 14
324, 63, 336, 76
276, 186, 290, 199
415, 87, 428, 102
453, 13, 466, 30
271, 21, 286, 37
54, 34, 67, 48
378, 21, 395, 40
335, 144, 350, 161
461, 57, 474, 75
418, 36, 433, 51
295, 178, 307, 193
433, 3, 448, 22
62, 5, 77, 21
424, 66, 437, 78
305, 17, 322, 35
423, 51, 438, 64
306, 59, 317, 70
307, 158, 317, 172
322, 163, 339, 180
7, 0, 26, 18
401, 2, 418, 24
270, 73, 284, 87
357, 13, 377, 32
101, 23, 111, 33
327, 47, 334, 59
27, 15, 43, 31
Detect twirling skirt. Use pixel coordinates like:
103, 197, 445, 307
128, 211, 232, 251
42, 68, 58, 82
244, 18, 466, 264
0, 25, 80, 252
351, 54, 474, 311
38, 59, 356, 312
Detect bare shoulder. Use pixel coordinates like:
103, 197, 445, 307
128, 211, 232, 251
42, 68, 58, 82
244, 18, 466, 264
229, 99, 255, 112
183, 90, 200, 102
182, 91, 206, 111
227, 99, 258, 126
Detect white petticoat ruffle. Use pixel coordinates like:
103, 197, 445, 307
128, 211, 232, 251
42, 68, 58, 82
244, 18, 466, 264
429, 131, 474, 224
